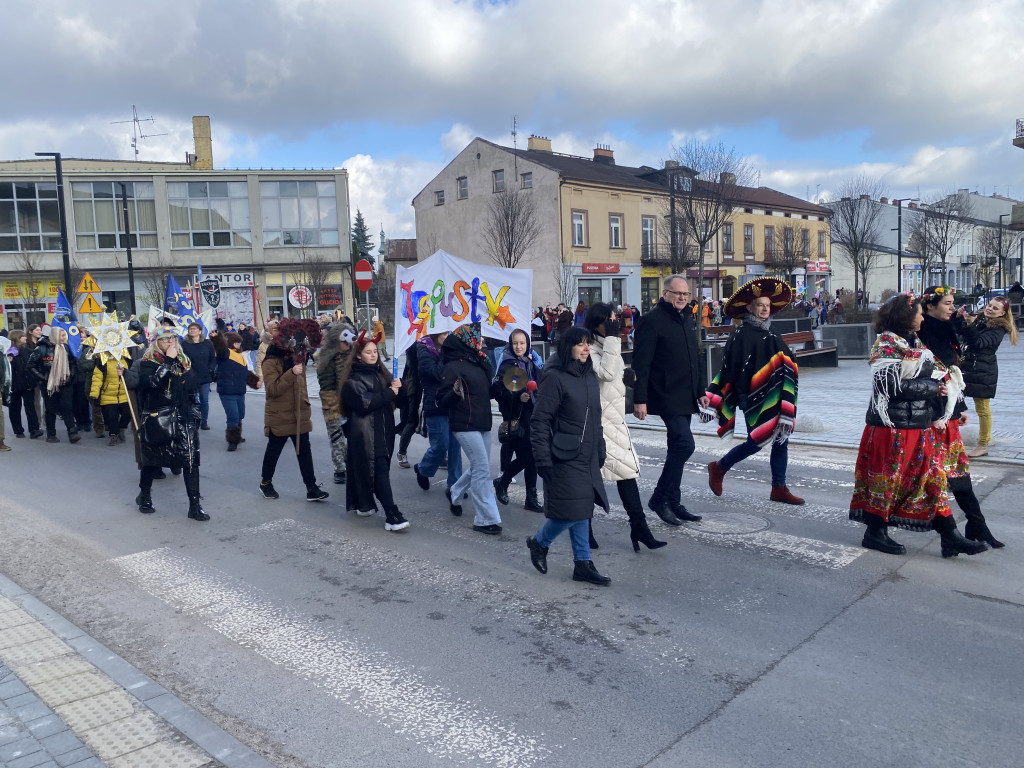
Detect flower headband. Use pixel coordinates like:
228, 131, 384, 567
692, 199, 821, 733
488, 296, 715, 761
923, 286, 956, 299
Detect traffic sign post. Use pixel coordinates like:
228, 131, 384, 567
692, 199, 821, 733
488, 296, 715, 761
354, 259, 374, 333
76, 272, 104, 315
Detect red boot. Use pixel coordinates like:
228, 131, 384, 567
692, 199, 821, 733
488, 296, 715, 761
708, 461, 726, 496
770, 485, 805, 505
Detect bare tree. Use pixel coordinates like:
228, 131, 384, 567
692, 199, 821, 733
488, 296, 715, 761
977, 225, 1023, 290
482, 186, 541, 269
553, 246, 578, 307
765, 223, 812, 282
666, 140, 756, 295
908, 189, 975, 280
824, 176, 888, 301
291, 245, 334, 317
656, 215, 702, 274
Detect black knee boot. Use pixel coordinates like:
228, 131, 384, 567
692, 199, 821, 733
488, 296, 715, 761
617, 479, 667, 551
949, 476, 1004, 548
184, 471, 209, 521
933, 514, 987, 558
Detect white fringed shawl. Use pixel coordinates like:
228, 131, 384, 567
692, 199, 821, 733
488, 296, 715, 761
869, 331, 960, 428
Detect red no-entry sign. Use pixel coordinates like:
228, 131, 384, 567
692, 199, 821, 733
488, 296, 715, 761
354, 259, 374, 292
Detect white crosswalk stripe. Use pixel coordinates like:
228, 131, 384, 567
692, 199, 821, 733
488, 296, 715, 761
108, 547, 553, 768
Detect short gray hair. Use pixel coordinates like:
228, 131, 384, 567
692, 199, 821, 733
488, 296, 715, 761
663, 274, 687, 291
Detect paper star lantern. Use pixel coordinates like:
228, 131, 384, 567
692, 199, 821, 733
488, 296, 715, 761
92, 312, 139, 365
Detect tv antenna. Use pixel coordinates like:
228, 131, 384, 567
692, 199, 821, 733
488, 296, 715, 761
511, 115, 518, 176
111, 106, 168, 160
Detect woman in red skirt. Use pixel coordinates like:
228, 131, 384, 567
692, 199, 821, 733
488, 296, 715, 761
849, 294, 987, 558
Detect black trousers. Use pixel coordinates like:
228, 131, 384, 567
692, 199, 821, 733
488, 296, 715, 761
398, 395, 421, 454
101, 403, 132, 435
499, 432, 537, 491
262, 432, 316, 488
42, 387, 76, 436
140, 464, 199, 497
72, 379, 91, 429
7, 389, 39, 434
371, 454, 396, 512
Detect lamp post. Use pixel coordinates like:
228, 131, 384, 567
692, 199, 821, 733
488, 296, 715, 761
891, 198, 918, 293
119, 183, 138, 315
997, 213, 1009, 289
34, 152, 71, 295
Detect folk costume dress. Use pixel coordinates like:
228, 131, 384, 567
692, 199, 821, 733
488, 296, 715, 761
848, 332, 952, 531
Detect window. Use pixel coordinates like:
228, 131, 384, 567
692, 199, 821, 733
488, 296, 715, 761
801, 228, 811, 256
743, 224, 754, 256
457, 177, 468, 199
641, 216, 655, 259
784, 227, 794, 254
572, 210, 587, 247
722, 223, 734, 254
71, 181, 158, 251
259, 179, 338, 247
434, 190, 445, 206
672, 175, 692, 192
492, 169, 505, 193
818, 230, 827, 256
0, 181, 64, 253
609, 214, 622, 248
764, 225, 775, 256
168, 180, 251, 248
521, 172, 532, 189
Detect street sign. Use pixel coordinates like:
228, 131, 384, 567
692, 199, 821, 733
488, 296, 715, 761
76, 272, 101, 295
79, 294, 105, 314
354, 259, 374, 292
288, 285, 313, 309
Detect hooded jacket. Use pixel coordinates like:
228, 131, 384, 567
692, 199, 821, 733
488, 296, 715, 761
490, 338, 539, 425
589, 333, 640, 482
262, 344, 313, 437
436, 333, 494, 433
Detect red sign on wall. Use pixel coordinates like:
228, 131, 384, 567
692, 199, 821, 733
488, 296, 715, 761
581, 263, 620, 274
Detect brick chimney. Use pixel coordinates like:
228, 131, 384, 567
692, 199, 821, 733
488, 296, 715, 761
593, 144, 615, 165
527, 135, 552, 152
859, 194, 870, 200
720, 172, 736, 185
665, 160, 679, 168
879, 197, 889, 204
189, 116, 213, 170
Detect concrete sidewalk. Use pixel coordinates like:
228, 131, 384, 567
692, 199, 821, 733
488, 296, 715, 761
0, 575, 273, 768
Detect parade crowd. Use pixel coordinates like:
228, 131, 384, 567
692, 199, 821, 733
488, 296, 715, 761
0, 275, 1013, 585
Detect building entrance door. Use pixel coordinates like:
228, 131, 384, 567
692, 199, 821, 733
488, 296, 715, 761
577, 279, 602, 308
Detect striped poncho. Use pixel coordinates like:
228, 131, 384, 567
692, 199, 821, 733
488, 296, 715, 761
705, 320, 798, 447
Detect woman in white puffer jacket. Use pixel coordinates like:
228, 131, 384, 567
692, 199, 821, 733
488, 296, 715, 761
585, 303, 667, 552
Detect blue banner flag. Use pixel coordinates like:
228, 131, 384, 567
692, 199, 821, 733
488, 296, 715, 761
50, 288, 83, 358
165, 274, 208, 334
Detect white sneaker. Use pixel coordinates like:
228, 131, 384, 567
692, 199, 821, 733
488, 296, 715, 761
355, 509, 374, 517
510, 477, 518, 484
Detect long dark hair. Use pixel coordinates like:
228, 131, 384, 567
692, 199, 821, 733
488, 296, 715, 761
583, 302, 613, 337
556, 326, 593, 368
874, 294, 920, 339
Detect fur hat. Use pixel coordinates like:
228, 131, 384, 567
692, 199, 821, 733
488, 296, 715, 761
272, 318, 323, 351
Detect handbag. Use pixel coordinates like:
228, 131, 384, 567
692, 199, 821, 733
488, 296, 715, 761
498, 417, 525, 444
551, 405, 588, 461
141, 406, 178, 446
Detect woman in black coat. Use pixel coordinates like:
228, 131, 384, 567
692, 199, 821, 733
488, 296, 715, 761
341, 334, 408, 531
527, 327, 611, 585
134, 328, 208, 521
958, 295, 1017, 457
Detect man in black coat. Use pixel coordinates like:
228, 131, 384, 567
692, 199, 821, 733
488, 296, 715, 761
631, 275, 707, 525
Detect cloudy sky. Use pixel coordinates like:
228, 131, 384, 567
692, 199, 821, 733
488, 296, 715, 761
2, 0, 1021, 241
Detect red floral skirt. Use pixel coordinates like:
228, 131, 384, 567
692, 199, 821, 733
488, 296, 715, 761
935, 419, 970, 479
849, 425, 951, 531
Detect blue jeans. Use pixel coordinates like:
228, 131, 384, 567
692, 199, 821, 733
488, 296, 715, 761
219, 392, 246, 427
535, 518, 591, 561
720, 436, 789, 486
652, 414, 696, 505
451, 430, 501, 527
196, 382, 211, 424
418, 414, 462, 488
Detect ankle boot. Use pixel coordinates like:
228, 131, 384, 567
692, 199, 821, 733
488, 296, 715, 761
572, 560, 611, 585
136, 490, 155, 513
526, 536, 548, 574
861, 525, 905, 555
934, 515, 987, 558
770, 485, 805, 505
708, 461, 726, 496
630, 521, 668, 552
523, 489, 543, 512
588, 519, 599, 550
492, 477, 509, 505
187, 496, 210, 521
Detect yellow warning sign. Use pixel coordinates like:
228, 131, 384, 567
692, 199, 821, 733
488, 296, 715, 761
79, 294, 105, 314
76, 272, 101, 295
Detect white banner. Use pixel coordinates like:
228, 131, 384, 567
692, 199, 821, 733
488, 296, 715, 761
393, 250, 532, 359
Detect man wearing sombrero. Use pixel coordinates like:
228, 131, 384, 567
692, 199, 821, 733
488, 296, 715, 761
705, 277, 804, 505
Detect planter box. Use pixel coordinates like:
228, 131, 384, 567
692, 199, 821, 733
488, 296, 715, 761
819, 323, 874, 359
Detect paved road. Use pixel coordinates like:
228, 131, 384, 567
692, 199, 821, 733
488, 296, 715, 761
1, 387, 1022, 768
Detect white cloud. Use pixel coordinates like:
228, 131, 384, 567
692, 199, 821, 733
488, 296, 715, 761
342, 152, 443, 245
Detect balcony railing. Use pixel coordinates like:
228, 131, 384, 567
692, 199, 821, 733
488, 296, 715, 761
1015, 119, 1024, 149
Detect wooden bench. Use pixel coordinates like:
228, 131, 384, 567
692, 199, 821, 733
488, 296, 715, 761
703, 324, 736, 341
781, 331, 839, 368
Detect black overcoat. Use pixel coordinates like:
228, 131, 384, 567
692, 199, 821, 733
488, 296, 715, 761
342, 361, 397, 512
630, 299, 704, 416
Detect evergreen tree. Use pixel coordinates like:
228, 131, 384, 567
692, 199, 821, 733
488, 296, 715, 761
351, 209, 375, 269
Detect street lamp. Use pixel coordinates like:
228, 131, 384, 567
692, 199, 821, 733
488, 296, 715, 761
119, 183, 138, 315
34, 152, 72, 295
997, 213, 1009, 289
891, 198, 918, 292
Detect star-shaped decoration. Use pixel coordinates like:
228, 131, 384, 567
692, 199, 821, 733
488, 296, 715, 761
91, 311, 139, 365
493, 304, 516, 330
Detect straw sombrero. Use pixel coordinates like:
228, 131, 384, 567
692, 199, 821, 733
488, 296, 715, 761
722, 277, 793, 319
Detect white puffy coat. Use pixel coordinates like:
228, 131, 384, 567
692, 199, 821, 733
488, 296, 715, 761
590, 334, 640, 482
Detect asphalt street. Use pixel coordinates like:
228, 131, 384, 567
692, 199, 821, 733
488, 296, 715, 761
1, 390, 1022, 768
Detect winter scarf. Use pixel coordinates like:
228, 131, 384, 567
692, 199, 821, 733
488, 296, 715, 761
868, 331, 959, 428
706, 322, 798, 447
47, 337, 72, 395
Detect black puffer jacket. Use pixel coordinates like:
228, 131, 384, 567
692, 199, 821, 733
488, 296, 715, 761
9, 346, 34, 392
436, 335, 494, 433
27, 339, 77, 389
865, 357, 941, 429
417, 337, 446, 418
342, 360, 397, 512
491, 345, 539, 427
918, 314, 967, 419
530, 357, 609, 521
960, 318, 1007, 399
182, 338, 217, 385
137, 354, 200, 471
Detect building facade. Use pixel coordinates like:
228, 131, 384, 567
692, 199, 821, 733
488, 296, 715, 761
0, 117, 352, 331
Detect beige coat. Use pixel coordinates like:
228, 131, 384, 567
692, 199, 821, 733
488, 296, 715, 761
262, 351, 313, 437
589, 335, 640, 482
256, 330, 274, 381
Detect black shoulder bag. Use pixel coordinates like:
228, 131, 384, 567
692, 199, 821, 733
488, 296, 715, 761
551, 404, 588, 461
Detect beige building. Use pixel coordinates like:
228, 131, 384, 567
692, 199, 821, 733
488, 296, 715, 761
413, 136, 831, 311
0, 117, 352, 331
